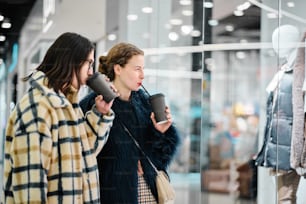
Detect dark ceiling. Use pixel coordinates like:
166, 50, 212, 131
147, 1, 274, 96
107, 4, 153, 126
215, 5, 261, 41
0, 0, 36, 61
0, 0, 261, 60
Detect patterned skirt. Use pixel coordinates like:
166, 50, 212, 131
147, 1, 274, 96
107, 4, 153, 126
138, 175, 157, 204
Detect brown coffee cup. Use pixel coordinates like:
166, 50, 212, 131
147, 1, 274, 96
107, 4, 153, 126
86, 72, 118, 103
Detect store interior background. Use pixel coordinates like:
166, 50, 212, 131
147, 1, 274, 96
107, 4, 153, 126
1, 0, 306, 203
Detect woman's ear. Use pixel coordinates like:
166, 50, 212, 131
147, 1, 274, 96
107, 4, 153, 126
114, 64, 121, 75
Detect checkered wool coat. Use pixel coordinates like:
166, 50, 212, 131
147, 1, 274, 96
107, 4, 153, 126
1, 71, 114, 204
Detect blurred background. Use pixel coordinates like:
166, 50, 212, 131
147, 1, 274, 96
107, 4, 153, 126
1, 0, 306, 203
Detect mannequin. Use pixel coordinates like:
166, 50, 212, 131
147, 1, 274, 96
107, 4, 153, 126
255, 24, 300, 204
266, 25, 299, 92
272, 25, 299, 61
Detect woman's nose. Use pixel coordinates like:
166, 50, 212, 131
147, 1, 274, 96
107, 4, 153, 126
140, 70, 145, 79
88, 68, 94, 76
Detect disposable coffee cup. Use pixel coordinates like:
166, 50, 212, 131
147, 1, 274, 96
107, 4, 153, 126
86, 72, 117, 103
149, 93, 167, 124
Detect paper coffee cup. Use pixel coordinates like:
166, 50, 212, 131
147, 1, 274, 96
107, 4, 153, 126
86, 72, 117, 103
149, 93, 167, 124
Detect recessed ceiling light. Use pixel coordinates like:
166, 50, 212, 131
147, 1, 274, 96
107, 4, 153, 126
287, 2, 295, 7
107, 34, 117, 41
203, 2, 213, 8
237, 2, 251, 11
1, 19, 11, 29
191, 30, 201, 37
0, 15, 4, 21
127, 14, 138, 21
181, 25, 193, 35
0, 35, 6, 41
168, 32, 179, 41
182, 10, 193, 16
234, 10, 244, 16
208, 19, 218, 26
240, 39, 248, 43
180, 0, 191, 6
236, 51, 246, 59
225, 25, 234, 32
169, 19, 183, 25
142, 7, 153, 13
267, 12, 278, 19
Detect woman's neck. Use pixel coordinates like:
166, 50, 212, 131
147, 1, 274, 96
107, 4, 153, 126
113, 80, 131, 101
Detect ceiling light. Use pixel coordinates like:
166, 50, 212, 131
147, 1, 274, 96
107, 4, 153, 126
142, 7, 153, 13
0, 15, 3, 21
0, 35, 5, 41
236, 51, 246, 59
107, 34, 117, 41
181, 25, 193, 35
208, 19, 219, 26
168, 32, 179, 41
1, 19, 11, 29
237, 2, 251, 11
182, 10, 193, 16
180, 0, 192, 6
190, 30, 201, 37
203, 2, 213, 8
267, 12, 278, 19
169, 19, 183, 25
234, 10, 244, 16
127, 14, 138, 21
225, 25, 234, 32
287, 2, 295, 7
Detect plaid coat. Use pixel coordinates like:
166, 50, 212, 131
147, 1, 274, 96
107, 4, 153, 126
1, 71, 114, 204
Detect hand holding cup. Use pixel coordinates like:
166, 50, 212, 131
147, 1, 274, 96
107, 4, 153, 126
149, 93, 173, 133
86, 72, 118, 103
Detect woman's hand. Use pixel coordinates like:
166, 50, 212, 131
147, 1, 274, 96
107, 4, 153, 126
95, 95, 113, 115
151, 106, 172, 133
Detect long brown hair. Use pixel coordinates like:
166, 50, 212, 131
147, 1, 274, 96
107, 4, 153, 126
24, 32, 94, 95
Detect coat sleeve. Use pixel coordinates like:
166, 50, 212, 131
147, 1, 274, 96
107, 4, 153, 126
146, 124, 180, 170
80, 92, 114, 155
83, 105, 114, 156
136, 89, 180, 170
291, 34, 306, 168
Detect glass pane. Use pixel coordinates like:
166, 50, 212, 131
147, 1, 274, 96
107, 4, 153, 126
202, 0, 306, 204
104, 0, 204, 203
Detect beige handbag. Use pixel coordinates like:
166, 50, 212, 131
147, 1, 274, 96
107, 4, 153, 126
155, 170, 175, 204
120, 122, 175, 204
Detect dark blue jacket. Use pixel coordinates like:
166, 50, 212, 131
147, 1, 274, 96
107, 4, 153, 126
255, 70, 293, 171
80, 89, 180, 203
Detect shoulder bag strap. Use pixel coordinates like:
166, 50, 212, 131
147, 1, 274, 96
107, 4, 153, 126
119, 120, 159, 174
